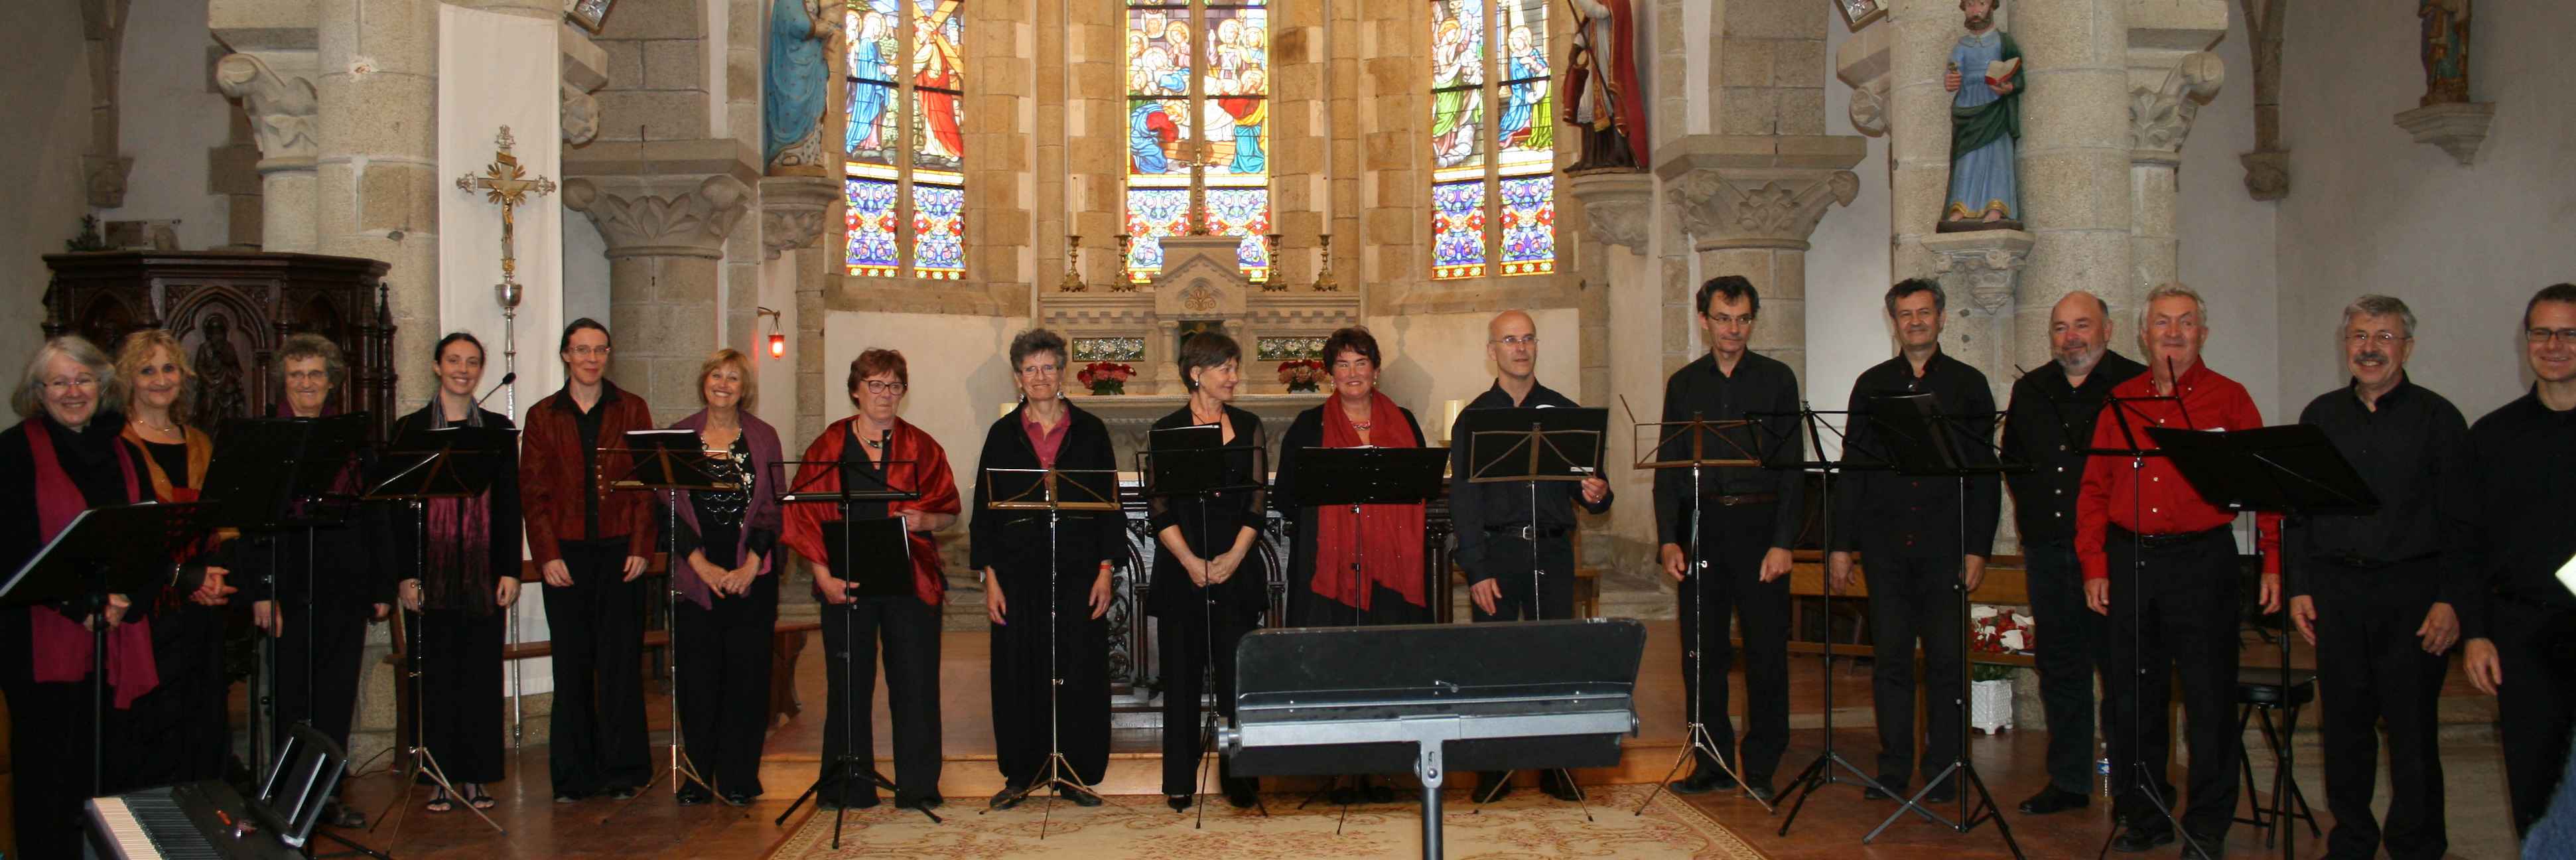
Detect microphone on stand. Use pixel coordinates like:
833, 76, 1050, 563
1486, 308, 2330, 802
475, 372, 518, 407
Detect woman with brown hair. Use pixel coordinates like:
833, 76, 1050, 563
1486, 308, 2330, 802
663, 348, 785, 807
113, 330, 237, 787
1149, 330, 1267, 811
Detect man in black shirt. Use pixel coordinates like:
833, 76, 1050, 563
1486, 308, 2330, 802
1450, 309, 1612, 802
1830, 277, 2001, 803
2457, 283, 2576, 835
2283, 295, 2466, 860
2001, 291, 2144, 816
1655, 276, 1804, 801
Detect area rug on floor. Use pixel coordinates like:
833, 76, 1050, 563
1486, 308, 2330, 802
768, 784, 1765, 860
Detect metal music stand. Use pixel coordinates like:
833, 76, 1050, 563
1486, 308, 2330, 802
1750, 403, 1901, 834
770, 453, 940, 843
2, 500, 213, 802
1625, 403, 1779, 814
1456, 405, 1605, 814
1140, 425, 1269, 829
204, 413, 368, 772
2151, 424, 2378, 860
605, 428, 740, 800
1856, 393, 2026, 859
361, 423, 515, 837
1221, 619, 1646, 860
979, 465, 1122, 834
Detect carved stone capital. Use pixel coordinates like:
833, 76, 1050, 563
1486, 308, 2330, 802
561, 80, 601, 146
1564, 169, 1654, 251
83, 155, 133, 208
2240, 149, 2290, 201
1663, 168, 1860, 251
563, 175, 754, 259
758, 175, 838, 259
1834, 24, 1890, 137
2394, 102, 2494, 165
1923, 230, 2032, 316
214, 52, 320, 171
2130, 50, 2225, 164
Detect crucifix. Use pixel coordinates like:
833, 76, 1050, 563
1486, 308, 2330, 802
454, 125, 555, 415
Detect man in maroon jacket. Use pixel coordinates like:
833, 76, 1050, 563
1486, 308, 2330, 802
521, 319, 659, 802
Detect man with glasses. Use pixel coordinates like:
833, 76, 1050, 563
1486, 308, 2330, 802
2455, 283, 2576, 835
1655, 276, 1804, 802
1450, 309, 1613, 803
2284, 295, 2467, 860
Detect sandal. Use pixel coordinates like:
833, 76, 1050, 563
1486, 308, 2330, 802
425, 790, 454, 814
464, 785, 497, 810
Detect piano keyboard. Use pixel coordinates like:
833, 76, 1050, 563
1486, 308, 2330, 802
87, 782, 297, 860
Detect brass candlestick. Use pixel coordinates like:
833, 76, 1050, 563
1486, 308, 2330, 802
1059, 234, 1087, 292
1113, 234, 1140, 292
1260, 233, 1284, 291
1313, 232, 1340, 291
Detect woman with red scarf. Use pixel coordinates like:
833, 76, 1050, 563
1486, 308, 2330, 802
1274, 326, 1431, 805
780, 348, 959, 812
113, 330, 237, 789
0, 336, 161, 857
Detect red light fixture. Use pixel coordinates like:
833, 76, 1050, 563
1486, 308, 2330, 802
758, 307, 785, 359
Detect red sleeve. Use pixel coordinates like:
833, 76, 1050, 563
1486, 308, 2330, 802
2229, 390, 2284, 575
779, 429, 839, 565
2076, 401, 2120, 581
521, 408, 563, 566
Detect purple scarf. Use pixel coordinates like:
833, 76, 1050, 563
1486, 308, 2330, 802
24, 417, 159, 707
423, 406, 497, 614
664, 410, 783, 609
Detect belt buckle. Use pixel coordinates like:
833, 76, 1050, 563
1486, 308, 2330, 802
1518, 524, 1540, 541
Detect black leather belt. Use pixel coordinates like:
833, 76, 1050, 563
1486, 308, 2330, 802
1484, 524, 1570, 539
2492, 590, 2576, 613
1699, 492, 1779, 506
2323, 551, 2439, 569
2112, 525, 2228, 549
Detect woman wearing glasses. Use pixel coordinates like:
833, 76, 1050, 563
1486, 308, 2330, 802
781, 348, 960, 812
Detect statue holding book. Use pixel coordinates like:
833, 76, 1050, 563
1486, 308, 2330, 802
1942, 0, 2021, 231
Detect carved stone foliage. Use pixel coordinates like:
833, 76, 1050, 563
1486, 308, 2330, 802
2130, 50, 2226, 161
1848, 79, 1890, 137
215, 54, 320, 169
563, 175, 754, 259
1664, 169, 1861, 251
1923, 229, 2033, 316
758, 175, 837, 259
1565, 170, 1655, 251
84, 155, 133, 209
2240, 150, 2290, 200
561, 80, 601, 145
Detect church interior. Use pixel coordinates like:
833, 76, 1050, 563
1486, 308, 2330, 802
0, 0, 2567, 857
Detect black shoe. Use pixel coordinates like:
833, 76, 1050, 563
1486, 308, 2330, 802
1921, 778, 1957, 805
2110, 822, 2177, 853
722, 792, 755, 808
1166, 794, 1192, 812
1540, 772, 1583, 802
990, 785, 1028, 811
555, 790, 586, 804
1227, 785, 1259, 808
2177, 833, 2222, 860
1741, 781, 1776, 802
604, 785, 640, 801
1862, 779, 1905, 801
896, 795, 941, 811
1363, 777, 1396, 804
2018, 785, 2091, 815
324, 799, 367, 829
1668, 768, 1735, 796
1067, 788, 1103, 808
1329, 782, 1358, 806
677, 784, 713, 806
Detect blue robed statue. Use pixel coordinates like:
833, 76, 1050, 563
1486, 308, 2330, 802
1942, 0, 2021, 230
764, 0, 837, 173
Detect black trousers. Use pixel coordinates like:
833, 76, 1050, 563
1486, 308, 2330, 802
2025, 541, 2110, 795
0, 608, 141, 860
131, 599, 232, 786
1865, 553, 1967, 788
821, 594, 943, 804
676, 573, 778, 798
1674, 506, 1791, 784
990, 567, 1111, 789
273, 597, 371, 754
2102, 528, 2242, 840
2491, 599, 2576, 835
415, 608, 507, 786
544, 537, 651, 794
2311, 563, 2449, 860
1158, 600, 1258, 797
1469, 534, 1577, 623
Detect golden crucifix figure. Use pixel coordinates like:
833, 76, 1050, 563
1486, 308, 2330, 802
454, 125, 557, 280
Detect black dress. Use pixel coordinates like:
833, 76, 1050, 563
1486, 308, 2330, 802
127, 435, 235, 787
670, 432, 780, 799
1275, 404, 1432, 627
969, 401, 1125, 790
236, 435, 395, 761
386, 405, 522, 786
1146, 404, 1268, 798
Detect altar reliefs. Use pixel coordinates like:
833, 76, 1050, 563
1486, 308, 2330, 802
1564, 0, 1647, 171
1942, 0, 2021, 231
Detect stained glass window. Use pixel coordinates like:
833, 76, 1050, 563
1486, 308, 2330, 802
843, 0, 966, 278
1124, 0, 1270, 284
1430, 0, 1555, 280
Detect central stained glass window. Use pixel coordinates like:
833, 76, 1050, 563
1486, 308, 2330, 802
845, 0, 966, 279
1124, 0, 1270, 284
1432, 0, 1555, 280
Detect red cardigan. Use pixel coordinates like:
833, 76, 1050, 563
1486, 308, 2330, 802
780, 415, 961, 607
519, 381, 660, 565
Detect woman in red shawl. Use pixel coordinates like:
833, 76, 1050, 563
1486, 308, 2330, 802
0, 336, 160, 857
780, 348, 959, 812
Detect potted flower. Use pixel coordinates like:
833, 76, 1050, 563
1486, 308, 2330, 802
1076, 361, 1134, 395
1968, 604, 2030, 733
1276, 358, 1324, 393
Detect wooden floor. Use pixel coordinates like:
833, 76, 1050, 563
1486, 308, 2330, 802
326, 620, 2518, 859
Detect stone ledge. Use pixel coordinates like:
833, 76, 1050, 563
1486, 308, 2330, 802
562, 137, 761, 184
2394, 101, 2495, 165
1652, 134, 1869, 177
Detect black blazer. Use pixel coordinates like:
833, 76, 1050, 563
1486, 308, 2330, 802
969, 400, 1128, 589
1146, 404, 1268, 620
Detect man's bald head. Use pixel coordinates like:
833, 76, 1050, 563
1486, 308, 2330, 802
1487, 309, 1539, 385
1489, 309, 1535, 340
2050, 291, 2112, 376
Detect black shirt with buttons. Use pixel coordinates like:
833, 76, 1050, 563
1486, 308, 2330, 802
1652, 350, 1806, 551
2449, 387, 2576, 640
2001, 350, 2146, 547
2289, 377, 2470, 602
1830, 348, 2003, 560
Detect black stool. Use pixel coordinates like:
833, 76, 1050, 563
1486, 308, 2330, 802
2232, 666, 2320, 846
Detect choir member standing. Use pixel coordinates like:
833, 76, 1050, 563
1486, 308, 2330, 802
780, 349, 959, 811
113, 330, 238, 787
663, 348, 785, 807
973, 329, 1121, 809
1149, 332, 1266, 811
521, 318, 659, 802
389, 332, 523, 813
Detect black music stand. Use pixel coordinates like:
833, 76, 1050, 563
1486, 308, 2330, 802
2153, 424, 2376, 860
979, 463, 1122, 834
1625, 405, 1778, 814
1856, 394, 2025, 859
1456, 405, 1605, 813
3, 500, 212, 799
362, 424, 515, 836
1221, 620, 1647, 860
1140, 425, 1268, 828
771, 455, 940, 843
205, 413, 367, 772
606, 428, 740, 800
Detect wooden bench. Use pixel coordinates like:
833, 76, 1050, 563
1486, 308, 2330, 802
1777, 549, 2034, 668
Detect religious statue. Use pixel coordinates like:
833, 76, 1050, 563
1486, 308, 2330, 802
2417, 0, 2471, 106
190, 313, 249, 425
762, 0, 836, 174
1940, 0, 2021, 232
1564, 0, 1647, 171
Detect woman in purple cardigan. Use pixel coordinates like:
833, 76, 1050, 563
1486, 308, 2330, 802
662, 349, 786, 807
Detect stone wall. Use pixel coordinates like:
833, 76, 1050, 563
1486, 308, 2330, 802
0, 0, 96, 369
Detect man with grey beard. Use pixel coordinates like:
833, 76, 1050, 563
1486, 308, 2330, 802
2000, 291, 2144, 815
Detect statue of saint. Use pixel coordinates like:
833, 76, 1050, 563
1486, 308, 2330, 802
190, 313, 248, 425
1941, 0, 2021, 231
763, 0, 837, 174
2417, 0, 2471, 106
1564, 0, 1647, 171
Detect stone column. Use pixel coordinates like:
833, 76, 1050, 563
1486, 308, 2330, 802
1998, 0, 2130, 374
2129, 45, 2223, 295
215, 52, 322, 252
315, 0, 441, 409
565, 174, 753, 425
1659, 151, 1864, 384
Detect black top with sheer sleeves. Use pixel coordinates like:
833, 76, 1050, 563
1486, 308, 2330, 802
1145, 404, 1268, 621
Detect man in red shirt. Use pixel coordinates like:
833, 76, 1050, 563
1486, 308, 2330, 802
2076, 284, 2281, 857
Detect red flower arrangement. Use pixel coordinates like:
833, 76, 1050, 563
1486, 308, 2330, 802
1276, 359, 1324, 392
1077, 362, 1135, 395
1970, 604, 2031, 655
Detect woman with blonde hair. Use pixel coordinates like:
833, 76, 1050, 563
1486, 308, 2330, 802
113, 330, 237, 787
662, 348, 785, 807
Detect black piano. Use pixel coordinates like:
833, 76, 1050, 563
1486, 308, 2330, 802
87, 725, 347, 860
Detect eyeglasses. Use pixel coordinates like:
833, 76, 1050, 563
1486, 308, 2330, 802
1703, 313, 1755, 326
1491, 334, 1538, 346
2528, 328, 2576, 346
284, 370, 332, 382
40, 376, 98, 394
862, 380, 909, 394
567, 346, 613, 358
1017, 363, 1061, 377
2344, 331, 2410, 346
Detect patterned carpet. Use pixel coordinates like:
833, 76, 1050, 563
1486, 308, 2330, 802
770, 784, 1765, 860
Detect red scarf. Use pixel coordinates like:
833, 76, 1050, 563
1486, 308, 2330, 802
25, 419, 159, 708
1308, 391, 1428, 610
